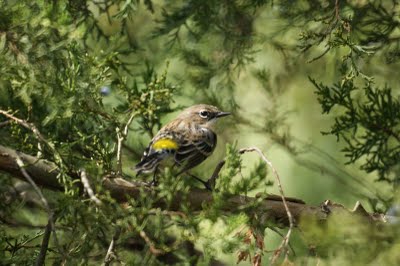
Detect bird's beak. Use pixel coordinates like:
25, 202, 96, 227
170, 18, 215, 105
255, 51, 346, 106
216, 111, 231, 118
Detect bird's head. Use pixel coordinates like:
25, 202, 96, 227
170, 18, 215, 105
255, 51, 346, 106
178, 104, 231, 128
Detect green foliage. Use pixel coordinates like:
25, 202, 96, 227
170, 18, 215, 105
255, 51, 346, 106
0, 231, 41, 265
288, 0, 400, 189
299, 209, 400, 266
206, 143, 271, 224
0, 0, 400, 265
127, 62, 179, 137
216, 143, 271, 195
312, 78, 400, 185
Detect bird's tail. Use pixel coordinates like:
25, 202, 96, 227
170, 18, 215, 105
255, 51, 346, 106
134, 153, 161, 175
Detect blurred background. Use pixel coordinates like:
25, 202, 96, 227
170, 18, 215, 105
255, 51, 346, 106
1, 0, 399, 265
90, 1, 394, 206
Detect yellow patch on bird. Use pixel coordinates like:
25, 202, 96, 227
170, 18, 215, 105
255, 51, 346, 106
152, 138, 179, 150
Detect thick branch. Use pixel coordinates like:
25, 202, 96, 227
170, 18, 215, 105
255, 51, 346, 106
0, 144, 386, 228
102, 177, 385, 226
0, 145, 63, 190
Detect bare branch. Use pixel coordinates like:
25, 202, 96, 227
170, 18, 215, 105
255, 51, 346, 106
13, 153, 64, 260
206, 160, 226, 189
116, 111, 137, 175
139, 230, 165, 256
103, 227, 121, 266
116, 128, 124, 175
0, 145, 63, 190
14, 154, 50, 216
0, 110, 48, 146
35, 219, 52, 266
238, 147, 294, 264
80, 169, 102, 206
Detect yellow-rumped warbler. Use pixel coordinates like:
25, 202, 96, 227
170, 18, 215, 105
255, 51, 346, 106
135, 104, 230, 188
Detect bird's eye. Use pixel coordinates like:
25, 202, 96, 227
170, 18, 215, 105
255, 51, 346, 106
199, 110, 209, 118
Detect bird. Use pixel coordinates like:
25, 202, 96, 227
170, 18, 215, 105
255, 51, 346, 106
135, 104, 230, 189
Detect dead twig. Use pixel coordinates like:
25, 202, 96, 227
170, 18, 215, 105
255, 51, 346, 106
116, 111, 137, 175
14, 153, 65, 261
139, 230, 165, 256
103, 227, 121, 266
80, 169, 102, 206
268, 227, 296, 257
238, 147, 294, 265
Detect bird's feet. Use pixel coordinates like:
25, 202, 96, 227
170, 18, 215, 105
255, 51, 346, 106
187, 173, 213, 191
203, 180, 213, 191
149, 179, 159, 187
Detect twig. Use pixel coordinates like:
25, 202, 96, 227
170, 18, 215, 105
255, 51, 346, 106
335, 0, 340, 20
139, 230, 165, 256
206, 160, 226, 190
116, 111, 137, 175
116, 128, 123, 174
14, 154, 65, 260
0, 110, 47, 154
0, 110, 45, 142
238, 147, 294, 265
103, 227, 121, 266
148, 209, 187, 219
307, 47, 331, 63
35, 219, 52, 266
5, 231, 45, 255
0, 120, 10, 128
103, 237, 116, 266
0, 110, 64, 167
80, 169, 102, 205
268, 227, 296, 257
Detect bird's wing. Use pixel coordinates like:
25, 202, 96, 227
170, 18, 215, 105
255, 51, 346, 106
175, 129, 217, 173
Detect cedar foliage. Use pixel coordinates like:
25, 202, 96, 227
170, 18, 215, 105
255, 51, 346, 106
0, 0, 399, 265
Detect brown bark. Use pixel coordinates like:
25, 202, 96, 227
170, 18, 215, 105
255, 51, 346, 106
0, 144, 385, 228
0, 145, 63, 190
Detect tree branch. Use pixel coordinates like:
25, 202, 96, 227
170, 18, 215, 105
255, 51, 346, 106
80, 169, 102, 206
0, 145, 63, 190
238, 147, 294, 264
0, 110, 64, 167
0, 144, 386, 231
12, 151, 64, 261
103, 227, 121, 266
35, 219, 52, 266
116, 111, 137, 175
